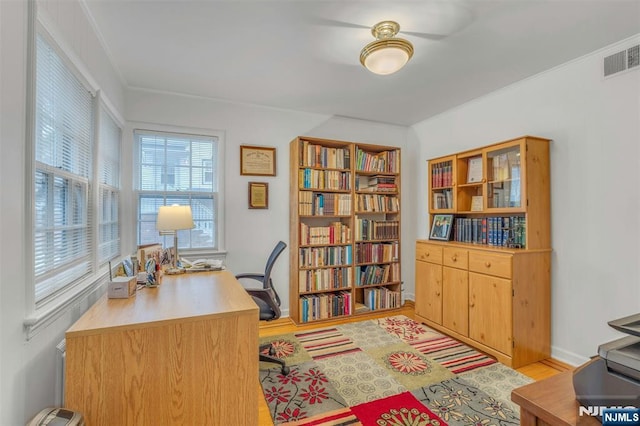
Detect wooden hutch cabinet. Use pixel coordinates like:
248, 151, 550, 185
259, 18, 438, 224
416, 136, 551, 368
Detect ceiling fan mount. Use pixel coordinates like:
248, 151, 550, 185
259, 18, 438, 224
371, 21, 401, 39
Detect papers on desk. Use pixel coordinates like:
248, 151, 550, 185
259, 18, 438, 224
181, 258, 224, 272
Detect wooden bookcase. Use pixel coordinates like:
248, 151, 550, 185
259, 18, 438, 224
416, 136, 551, 368
290, 136, 402, 324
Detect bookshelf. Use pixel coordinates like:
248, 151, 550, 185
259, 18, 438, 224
417, 136, 551, 368
290, 137, 402, 324
427, 136, 550, 250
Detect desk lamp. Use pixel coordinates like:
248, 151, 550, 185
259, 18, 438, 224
156, 204, 194, 273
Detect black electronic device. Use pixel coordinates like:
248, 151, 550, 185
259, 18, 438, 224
573, 313, 640, 418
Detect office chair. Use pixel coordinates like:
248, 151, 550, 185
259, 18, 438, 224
236, 241, 289, 375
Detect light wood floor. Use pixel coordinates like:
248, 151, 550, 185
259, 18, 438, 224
257, 304, 573, 425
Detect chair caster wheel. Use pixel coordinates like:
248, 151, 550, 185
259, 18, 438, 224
269, 346, 276, 356
281, 366, 290, 375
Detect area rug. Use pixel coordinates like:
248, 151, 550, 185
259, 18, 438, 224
259, 315, 533, 425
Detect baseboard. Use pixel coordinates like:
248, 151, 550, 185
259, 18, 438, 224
540, 358, 574, 372
551, 345, 590, 367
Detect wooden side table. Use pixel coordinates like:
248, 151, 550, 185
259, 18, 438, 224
511, 371, 601, 425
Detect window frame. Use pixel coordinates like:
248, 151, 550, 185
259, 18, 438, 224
133, 126, 226, 257
24, 16, 125, 339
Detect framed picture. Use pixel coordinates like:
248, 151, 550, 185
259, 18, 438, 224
467, 156, 483, 183
429, 214, 453, 241
240, 145, 276, 176
248, 182, 269, 209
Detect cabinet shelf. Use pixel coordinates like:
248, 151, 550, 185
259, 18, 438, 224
299, 243, 352, 248
300, 214, 352, 218
299, 264, 352, 270
355, 238, 399, 243
300, 287, 352, 295
299, 188, 351, 194
300, 166, 351, 172
355, 260, 399, 266
291, 136, 402, 324
356, 281, 401, 289
457, 182, 483, 188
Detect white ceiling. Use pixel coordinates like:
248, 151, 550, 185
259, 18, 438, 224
83, 0, 640, 126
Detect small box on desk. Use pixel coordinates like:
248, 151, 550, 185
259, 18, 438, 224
108, 276, 137, 299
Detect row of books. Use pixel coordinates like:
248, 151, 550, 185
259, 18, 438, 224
355, 263, 399, 286
298, 267, 352, 292
355, 241, 398, 264
299, 140, 350, 169
299, 245, 352, 268
355, 175, 397, 192
453, 216, 526, 247
298, 191, 352, 216
432, 189, 453, 209
355, 148, 399, 173
299, 291, 352, 323
354, 219, 399, 241
299, 169, 351, 190
363, 287, 401, 311
356, 194, 399, 213
300, 222, 351, 245
431, 161, 453, 188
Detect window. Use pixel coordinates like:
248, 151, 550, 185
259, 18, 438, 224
33, 33, 95, 303
135, 131, 219, 250
97, 107, 121, 264
32, 31, 122, 306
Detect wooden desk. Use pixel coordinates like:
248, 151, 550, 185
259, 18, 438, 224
511, 371, 601, 426
65, 271, 259, 426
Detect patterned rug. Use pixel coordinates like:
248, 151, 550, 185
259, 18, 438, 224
259, 315, 532, 425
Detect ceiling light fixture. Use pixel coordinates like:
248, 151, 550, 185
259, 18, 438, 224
360, 21, 414, 75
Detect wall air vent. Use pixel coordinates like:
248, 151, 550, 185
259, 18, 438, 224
603, 44, 640, 78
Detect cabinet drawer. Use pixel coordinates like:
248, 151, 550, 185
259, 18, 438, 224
468, 252, 512, 278
443, 247, 468, 269
416, 243, 442, 264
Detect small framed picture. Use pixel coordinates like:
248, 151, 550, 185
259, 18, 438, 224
240, 145, 276, 176
430, 214, 453, 241
248, 182, 269, 209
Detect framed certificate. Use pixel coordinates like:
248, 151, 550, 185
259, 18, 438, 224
248, 182, 268, 209
240, 145, 276, 176
467, 156, 483, 183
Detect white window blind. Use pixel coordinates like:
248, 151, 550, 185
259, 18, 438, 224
136, 131, 218, 250
34, 33, 94, 302
97, 107, 121, 263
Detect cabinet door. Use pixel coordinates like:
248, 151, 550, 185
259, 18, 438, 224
486, 140, 523, 210
415, 260, 442, 324
442, 267, 468, 336
469, 272, 512, 355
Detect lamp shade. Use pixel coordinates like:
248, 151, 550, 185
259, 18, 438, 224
360, 21, 414, 75
156, 205, 194, 231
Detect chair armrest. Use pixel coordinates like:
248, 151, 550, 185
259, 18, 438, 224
247, 288, 281, 319
235, 273, 266, 288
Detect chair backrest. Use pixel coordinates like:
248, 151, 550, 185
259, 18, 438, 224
263, 241, 287, 290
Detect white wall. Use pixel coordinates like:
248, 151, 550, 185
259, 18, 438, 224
0, 1, 125, 423
412, 35, 640, 365
124, 91, 413, 318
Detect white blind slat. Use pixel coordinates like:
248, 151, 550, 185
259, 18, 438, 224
97, 106, 121, 263
34, 34, 94, 302
135, 131, 218, 249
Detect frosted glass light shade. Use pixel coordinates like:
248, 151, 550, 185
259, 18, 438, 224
361, 42, 412, 75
